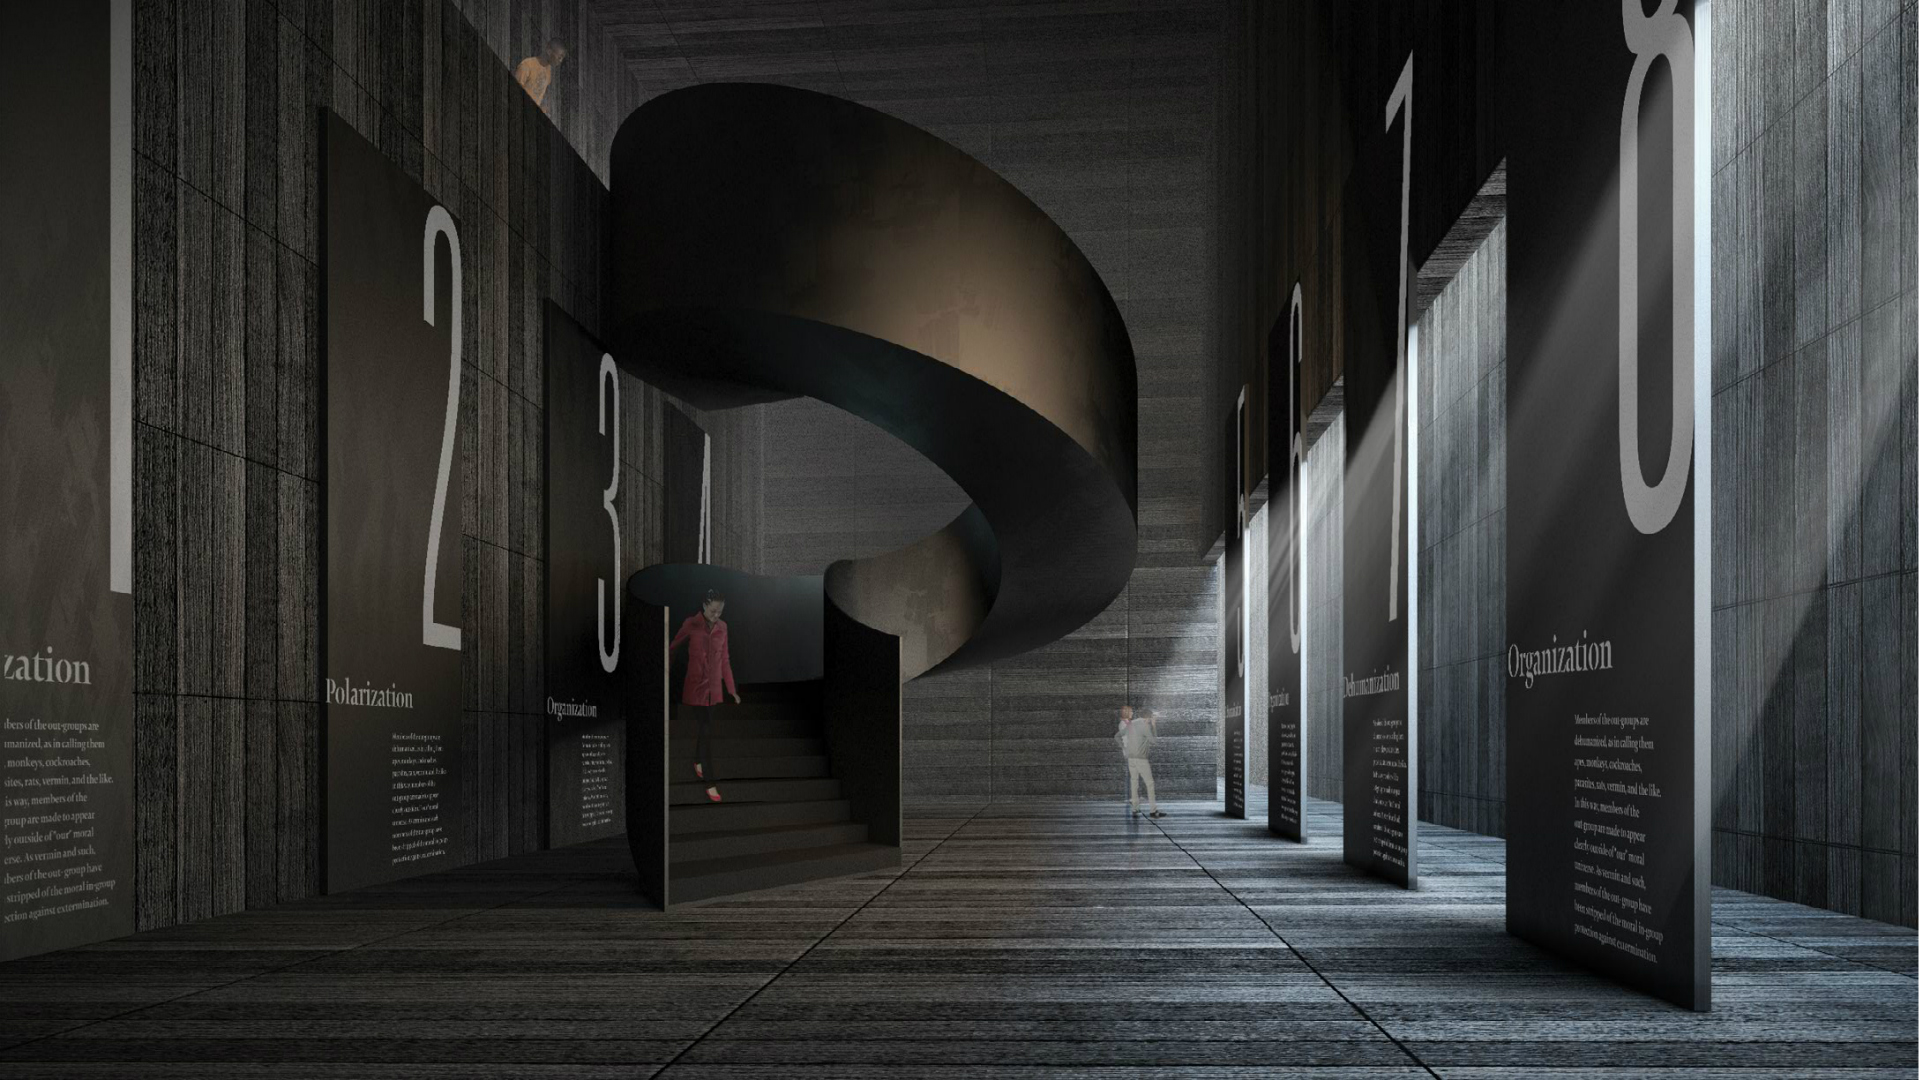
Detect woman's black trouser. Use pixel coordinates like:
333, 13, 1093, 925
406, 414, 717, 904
691, 704, 715, 780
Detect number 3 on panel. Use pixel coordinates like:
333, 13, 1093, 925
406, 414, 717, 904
597, 355, 622, 673
421, 206, 462, 651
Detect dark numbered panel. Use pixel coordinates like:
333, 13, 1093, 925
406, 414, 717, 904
1222, 392, 1247, 820
1504, 0, 1711, 1011
544, 302, 627, 848
1341, 54, 1418, 889
0, 0, 135, 961
1267, 287, 1306, 841
322, 113, 467, 894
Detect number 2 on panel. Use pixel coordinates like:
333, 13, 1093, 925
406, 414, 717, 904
1386, 52, 1411, 623
597, 355, 622, 673
421, 207, 461, 651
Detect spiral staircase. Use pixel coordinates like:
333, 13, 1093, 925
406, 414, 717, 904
609, 84, 1138, 905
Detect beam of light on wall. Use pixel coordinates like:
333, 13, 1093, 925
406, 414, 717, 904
1300, 439, 1311, 806
699, 432, 712, 563
1249, 497, 1269, 787
1407, 322, 1421, 829
1244, 496, 1256, 787
1412, 216, 1506, 835
110, 0, 131, 594
1305, 413, 1346, 804
1692, 0, 1712, 939
1498, 2, 1792, 855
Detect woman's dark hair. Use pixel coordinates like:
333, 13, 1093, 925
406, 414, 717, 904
703, 590, 726, 603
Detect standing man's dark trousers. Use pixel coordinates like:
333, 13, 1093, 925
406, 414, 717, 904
691, 704, 716, 779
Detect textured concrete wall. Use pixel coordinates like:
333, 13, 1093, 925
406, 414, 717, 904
1303, 413, 1345, 806
1247, 501, 1269, 787
1414, 220, 1507, 841
758, 400, 964, 580
128, 0, 750, 934
451, 0, 641, 184
1706, 0, 1917, 925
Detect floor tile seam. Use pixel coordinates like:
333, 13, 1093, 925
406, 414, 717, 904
648, 805, 991, 1077
1710, 918, 1920, 981
1147, 816, 1444, 1079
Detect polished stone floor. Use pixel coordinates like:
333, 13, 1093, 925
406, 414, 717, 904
1, 793, 1914, 1077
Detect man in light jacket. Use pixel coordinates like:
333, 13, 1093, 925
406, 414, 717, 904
1115, 705, 1164, 818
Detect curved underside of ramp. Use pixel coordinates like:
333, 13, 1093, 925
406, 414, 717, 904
608, 83, 1137, 679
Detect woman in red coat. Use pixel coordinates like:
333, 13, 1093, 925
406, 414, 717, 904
669, 590, 740, 802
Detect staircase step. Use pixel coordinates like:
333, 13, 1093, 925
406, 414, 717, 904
735, 681, 822, 706
671, 821, 870, 863
668, 737, 825, 759
667, 756, 830, 782
669, 778, 842, 806
674, 700, 818, 725
667, 709, 817, 738
669, 842, 899, 904
669, 798, 851, 835
735, 699, 823, 722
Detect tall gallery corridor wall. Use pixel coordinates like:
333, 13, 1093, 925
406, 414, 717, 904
117, 0, 761, 937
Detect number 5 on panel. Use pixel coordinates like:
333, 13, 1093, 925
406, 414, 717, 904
421, 206, 462, 651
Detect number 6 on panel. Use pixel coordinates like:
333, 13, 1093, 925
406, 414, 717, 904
421, 206, 462, 651
597, 355, 622, 673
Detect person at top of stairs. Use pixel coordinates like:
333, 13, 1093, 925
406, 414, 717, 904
670, 589, 740, 803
